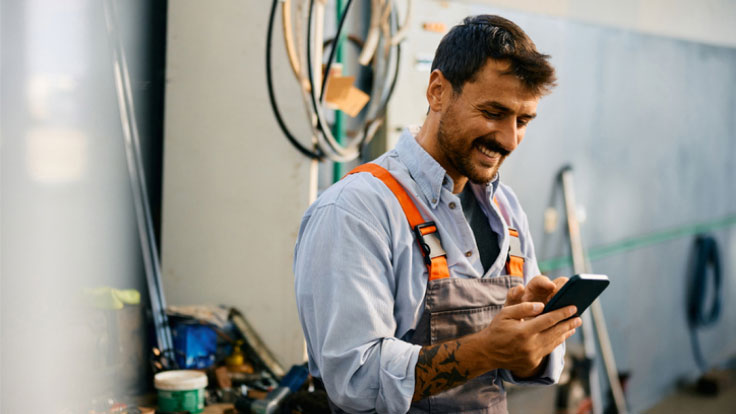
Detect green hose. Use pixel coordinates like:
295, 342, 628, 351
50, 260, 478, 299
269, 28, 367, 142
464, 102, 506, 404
539, 213, 736, 273
332, 0, 346, 182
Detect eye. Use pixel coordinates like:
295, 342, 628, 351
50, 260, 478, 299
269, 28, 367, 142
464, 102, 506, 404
517, 118, 531, 127
482, 110, 502, 119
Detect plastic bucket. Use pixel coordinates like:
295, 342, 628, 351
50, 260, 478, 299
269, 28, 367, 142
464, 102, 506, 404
154, 370, 208, 413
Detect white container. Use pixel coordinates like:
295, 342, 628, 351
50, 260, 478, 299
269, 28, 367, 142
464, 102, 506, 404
154, 370, 208, 413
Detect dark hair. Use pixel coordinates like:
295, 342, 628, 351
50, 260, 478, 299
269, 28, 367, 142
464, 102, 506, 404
431, 15, 556, 96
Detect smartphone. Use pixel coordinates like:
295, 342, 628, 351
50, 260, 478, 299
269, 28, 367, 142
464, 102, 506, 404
542, 274, 610, 316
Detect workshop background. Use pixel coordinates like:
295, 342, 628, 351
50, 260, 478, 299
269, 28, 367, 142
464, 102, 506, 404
2, 0, 735, 413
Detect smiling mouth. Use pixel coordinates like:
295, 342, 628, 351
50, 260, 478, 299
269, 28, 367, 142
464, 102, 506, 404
474, 142, 501, 160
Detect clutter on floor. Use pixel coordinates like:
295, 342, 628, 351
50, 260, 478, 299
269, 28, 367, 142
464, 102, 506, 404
81, 305, 328, 414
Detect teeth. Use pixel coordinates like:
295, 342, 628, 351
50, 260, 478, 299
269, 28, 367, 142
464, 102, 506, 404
476, 143, 496, 157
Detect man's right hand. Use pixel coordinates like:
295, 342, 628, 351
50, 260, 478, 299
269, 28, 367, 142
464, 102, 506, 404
478, 302, 580, 377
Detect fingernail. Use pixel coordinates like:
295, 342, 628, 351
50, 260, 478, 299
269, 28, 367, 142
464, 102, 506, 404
575, 318, 582, 327
533, 303, 543, 312
568, 306, 577, 316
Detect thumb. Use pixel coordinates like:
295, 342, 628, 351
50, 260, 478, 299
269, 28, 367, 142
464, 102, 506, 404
501, 302, 545, 320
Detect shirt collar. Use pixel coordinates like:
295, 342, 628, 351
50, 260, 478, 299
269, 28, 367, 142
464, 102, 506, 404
395, 129, 500, 208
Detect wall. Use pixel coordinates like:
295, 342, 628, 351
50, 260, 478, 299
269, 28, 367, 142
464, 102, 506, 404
161, 1, 315, 367
385, 1, 736, 411
468, 0, 736, 48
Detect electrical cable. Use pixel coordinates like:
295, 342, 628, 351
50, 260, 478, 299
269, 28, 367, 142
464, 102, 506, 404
391, 0, 412, 46
267, 0, 324, 159
319, 0, 354, 101
307, 0, 359, 160
282, 0, 303, 82
267, 0, 405, 162
307, 0, 398, 161
687, 235, 723, 372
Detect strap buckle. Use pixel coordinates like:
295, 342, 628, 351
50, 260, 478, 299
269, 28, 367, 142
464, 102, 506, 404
508, 228, 523, 257
413, 222, 446, 266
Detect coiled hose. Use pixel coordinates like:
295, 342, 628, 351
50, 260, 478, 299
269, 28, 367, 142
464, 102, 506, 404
687, 234, 723, 372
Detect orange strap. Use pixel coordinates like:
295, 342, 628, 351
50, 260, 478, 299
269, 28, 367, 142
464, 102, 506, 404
346, 164, 450, 281
494, 199, 525, 278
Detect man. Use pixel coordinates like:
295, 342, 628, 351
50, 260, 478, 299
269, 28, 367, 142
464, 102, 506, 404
294, 15, 581, 413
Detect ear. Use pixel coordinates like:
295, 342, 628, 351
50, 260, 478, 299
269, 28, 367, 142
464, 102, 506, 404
426, 69, 451, 113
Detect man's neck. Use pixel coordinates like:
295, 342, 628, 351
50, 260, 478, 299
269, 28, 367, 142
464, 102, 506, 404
415, 116, 467, 194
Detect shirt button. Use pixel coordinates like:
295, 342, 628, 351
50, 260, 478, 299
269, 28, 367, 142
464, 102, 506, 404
449, 202, 457, 209
465, 251, 472, 257
432, 198, 437, 203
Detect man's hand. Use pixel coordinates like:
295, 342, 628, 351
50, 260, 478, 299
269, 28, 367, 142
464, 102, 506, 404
505, 275, 568, 307
412, 277, 577, 402
480, 302, 580, 377
502, 275, 572, 377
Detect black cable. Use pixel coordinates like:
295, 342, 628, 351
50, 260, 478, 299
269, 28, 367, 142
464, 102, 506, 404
307, 0, 356, 158
266, 0, 323, 160
687, 234, 723, 372
320, 0, 355, 101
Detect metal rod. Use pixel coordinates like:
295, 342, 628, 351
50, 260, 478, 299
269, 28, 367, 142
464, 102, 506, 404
560, 166, 627, 414
103, 0, 175, 363
560, 167, 603, 414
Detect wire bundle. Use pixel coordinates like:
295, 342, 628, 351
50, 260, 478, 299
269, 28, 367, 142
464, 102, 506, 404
266, 0, 410, 161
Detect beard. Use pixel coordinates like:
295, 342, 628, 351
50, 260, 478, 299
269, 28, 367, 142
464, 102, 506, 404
437, 117, 509, 185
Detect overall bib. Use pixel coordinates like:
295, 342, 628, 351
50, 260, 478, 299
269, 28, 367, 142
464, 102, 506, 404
328, 164, 525, 413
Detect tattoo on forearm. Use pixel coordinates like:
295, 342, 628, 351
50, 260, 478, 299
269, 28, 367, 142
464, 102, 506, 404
413, 341, 471, 401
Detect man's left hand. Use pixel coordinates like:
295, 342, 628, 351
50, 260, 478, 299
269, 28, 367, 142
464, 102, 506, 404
504, 275, 568, 307
503, 275, 570, 378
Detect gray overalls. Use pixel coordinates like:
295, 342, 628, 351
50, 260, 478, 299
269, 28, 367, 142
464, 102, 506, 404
328, 164, 526, 413
407, 275, 523, 413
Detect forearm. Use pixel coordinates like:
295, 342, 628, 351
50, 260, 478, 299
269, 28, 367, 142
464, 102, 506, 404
412, 331, 496, 402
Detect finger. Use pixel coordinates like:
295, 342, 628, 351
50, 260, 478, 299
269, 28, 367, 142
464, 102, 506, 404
542, 316, 582, 339
501, 302, 545, 320
535, 318, 580, 357
552, 277, 568, 291
527, 275, 555, 294
541, 326, 577, 356
523, 276, 556, 302
505, 285, 525, 306
546, 277, 568, 302
526, 305, 577, 331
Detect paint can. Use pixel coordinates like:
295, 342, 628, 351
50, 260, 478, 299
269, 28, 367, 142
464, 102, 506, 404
154, 370, 208, 413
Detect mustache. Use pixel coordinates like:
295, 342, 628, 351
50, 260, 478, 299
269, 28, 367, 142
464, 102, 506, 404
473, 136, 511, 157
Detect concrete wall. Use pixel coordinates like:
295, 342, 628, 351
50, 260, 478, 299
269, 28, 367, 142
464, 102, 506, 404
161, 1, 315, 367
469, 0, 736, 48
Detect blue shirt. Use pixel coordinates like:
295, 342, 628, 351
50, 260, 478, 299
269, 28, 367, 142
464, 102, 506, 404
294, 130, 564, 413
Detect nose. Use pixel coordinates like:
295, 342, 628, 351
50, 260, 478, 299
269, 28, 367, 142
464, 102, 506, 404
495, 117, 519, 153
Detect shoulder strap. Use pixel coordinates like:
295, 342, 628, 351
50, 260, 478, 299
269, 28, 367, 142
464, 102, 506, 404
493, 197, 524, 278
346, 163, 450, 281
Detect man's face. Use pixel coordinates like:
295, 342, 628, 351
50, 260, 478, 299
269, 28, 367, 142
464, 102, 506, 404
434, 59, 540, 186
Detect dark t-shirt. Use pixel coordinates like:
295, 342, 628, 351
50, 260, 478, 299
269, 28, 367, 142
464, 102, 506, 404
457, 185, 500, 273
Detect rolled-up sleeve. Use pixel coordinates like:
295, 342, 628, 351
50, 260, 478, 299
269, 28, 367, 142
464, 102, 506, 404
294, 199, 421, 413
